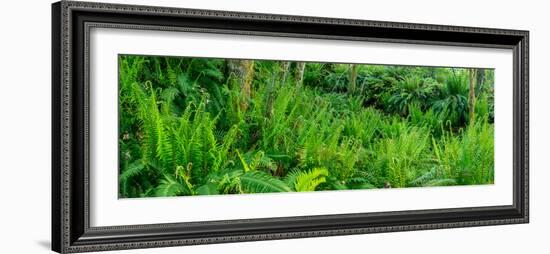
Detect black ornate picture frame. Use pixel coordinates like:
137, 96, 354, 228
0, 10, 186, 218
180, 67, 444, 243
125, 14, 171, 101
52, 1, 529, 253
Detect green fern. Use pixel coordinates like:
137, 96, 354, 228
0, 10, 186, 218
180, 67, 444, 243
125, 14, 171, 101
154, 175, 192, 197
119, 55, 495, 198
195, 183, 219, 195
240, 171, 291, 193
119, 161, 145, 183
424, 179, 457, 187
285, 167, 329, 192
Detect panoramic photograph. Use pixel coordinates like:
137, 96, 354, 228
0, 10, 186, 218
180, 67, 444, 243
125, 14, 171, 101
118, 55, 495, 198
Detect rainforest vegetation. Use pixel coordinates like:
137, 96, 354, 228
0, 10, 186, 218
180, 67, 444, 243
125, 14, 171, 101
118, 55, 495, 198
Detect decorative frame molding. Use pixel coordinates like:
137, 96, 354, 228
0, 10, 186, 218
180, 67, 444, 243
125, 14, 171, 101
52, 1, 529, 253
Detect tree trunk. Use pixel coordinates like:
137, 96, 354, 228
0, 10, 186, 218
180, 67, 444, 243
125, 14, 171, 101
349, 64, 359, 94
468, 69, 477, 123
295, 62, 306, 87
476, 69, 485, 89
265, 70, 277, 118
475, 69, 486, 96
279, 61, 291, 85
227, 59, 255, 112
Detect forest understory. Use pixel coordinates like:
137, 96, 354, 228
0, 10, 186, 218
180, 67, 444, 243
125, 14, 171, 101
118, 55, 494, 198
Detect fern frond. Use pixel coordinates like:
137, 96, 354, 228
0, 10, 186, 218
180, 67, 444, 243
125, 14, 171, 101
211, 125, 239, 172
195, 183, 219, 195
292, 167, 329, 192
343, 176, 374, 189
155, 118, 173, 172
119, 161, 145, 182
160, 87, 180, 103
154, 175, 192, 197
424, 178, 457, 187
236, 149, 251, 172
410, 167, 438, 186
218, 169, 245, 194
239, 171, 291, 193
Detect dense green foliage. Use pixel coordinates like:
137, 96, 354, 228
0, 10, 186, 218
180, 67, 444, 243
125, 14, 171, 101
118, 55, 495, 198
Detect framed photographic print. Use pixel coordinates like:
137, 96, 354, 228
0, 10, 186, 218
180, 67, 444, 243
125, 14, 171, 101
52, 1, 529, 253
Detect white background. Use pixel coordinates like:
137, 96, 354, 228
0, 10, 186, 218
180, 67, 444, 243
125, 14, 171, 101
0, 0, 547, 253
90, 28, 513, 226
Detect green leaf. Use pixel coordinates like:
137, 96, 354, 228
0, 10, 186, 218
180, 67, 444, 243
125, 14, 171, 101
285, 167, 329, 192
424, 179, 457, 187
154, 175, 192, 197
240, 171, 291, 193
119, 160, 145, 182
236, 149, 251, 172
160, 87, 180, 103
195, 183, 219, 195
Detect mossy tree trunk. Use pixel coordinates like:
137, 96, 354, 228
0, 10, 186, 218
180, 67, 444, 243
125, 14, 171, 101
349, 64, 359, 94
468, 68, 477, 123
265, 62, 287, 118
476, 69, 485, 90
295, 62, 306, 87
227, 59, 255, 112
279, 61, 291, 85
